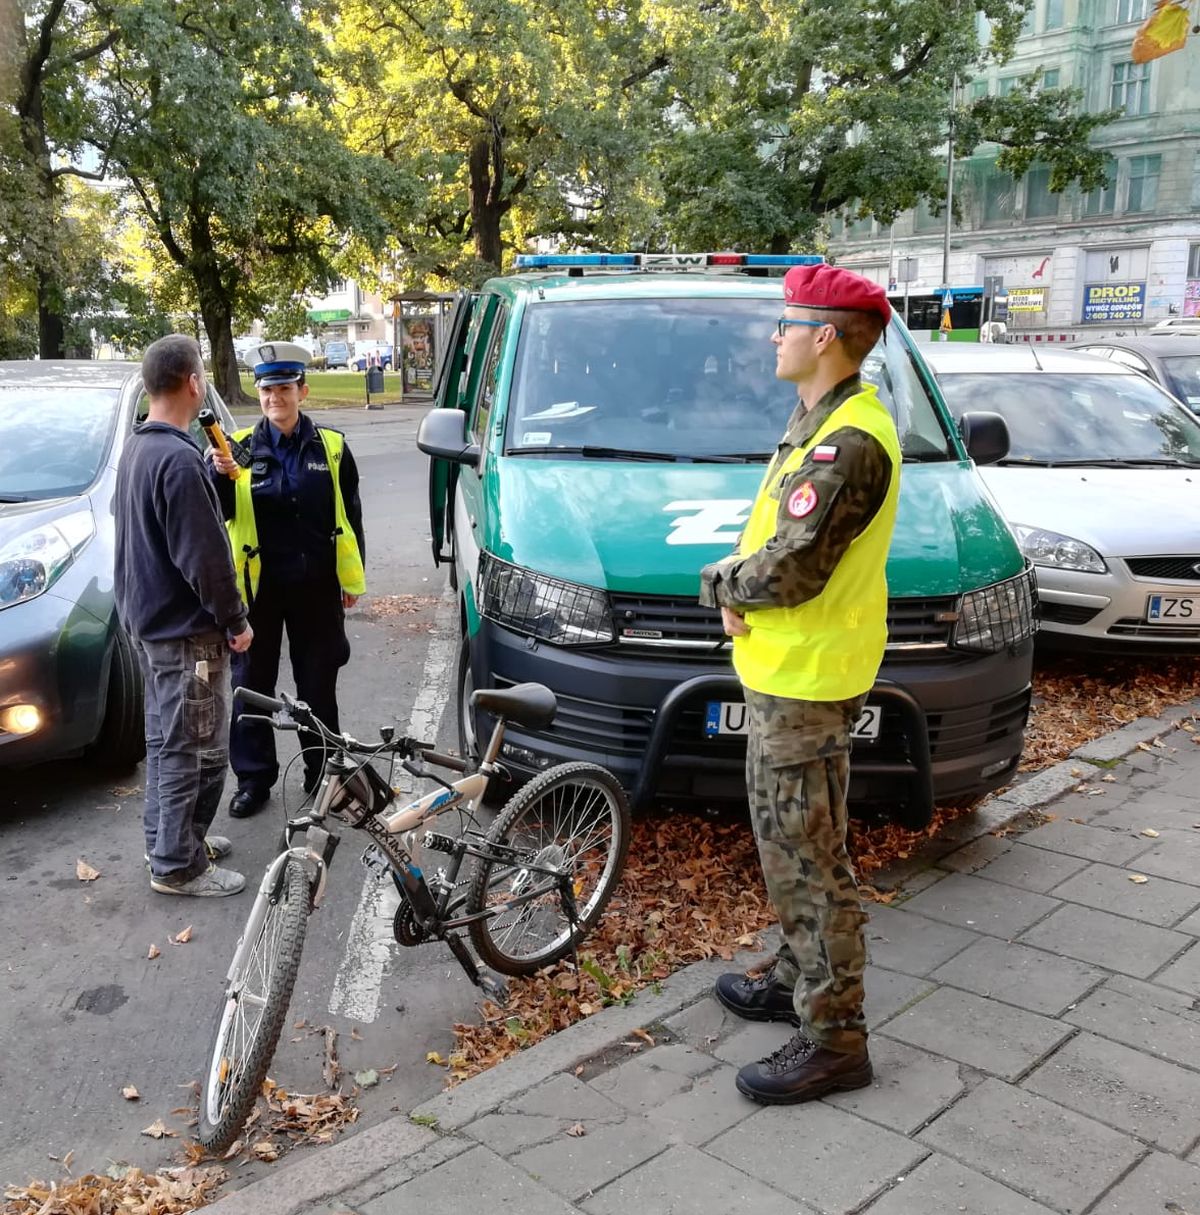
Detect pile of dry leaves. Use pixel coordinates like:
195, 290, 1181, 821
448, 653, 1200, 1079
2, 1166, 226, 1215
1024, 654, 1200, 771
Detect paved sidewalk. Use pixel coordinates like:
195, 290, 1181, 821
208, 706, 1200, 1215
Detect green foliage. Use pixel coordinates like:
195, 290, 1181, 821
647, 0, 1114, 251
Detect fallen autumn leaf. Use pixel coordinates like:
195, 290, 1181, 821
76, 859, 100, 882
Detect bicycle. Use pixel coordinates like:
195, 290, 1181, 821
196, 681, 630, 1153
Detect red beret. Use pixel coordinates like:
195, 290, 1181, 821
783, 263, 892, 325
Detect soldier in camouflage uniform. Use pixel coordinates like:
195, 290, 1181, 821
699, 263, 900, 1104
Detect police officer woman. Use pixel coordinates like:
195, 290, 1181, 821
207, 341, 366, 818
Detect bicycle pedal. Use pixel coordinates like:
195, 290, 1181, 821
478, 972, 510, 1005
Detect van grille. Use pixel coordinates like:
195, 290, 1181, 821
609, 593, 958, 662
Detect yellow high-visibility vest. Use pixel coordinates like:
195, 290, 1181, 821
226, 425, 366, 607
732, 384, 901, 700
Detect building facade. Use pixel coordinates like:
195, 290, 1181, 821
829, 0, 1200, 339
305, 280, 390, 345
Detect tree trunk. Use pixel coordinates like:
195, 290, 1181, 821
189, 212, 255, 407
468, 135, 504, 270
21, 79, 68, 358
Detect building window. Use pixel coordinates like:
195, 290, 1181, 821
983, 170, 1018, 224
1042, 69, 1060, 90
915, 199, 945, 232
1188, 243, 1200, 279
1020, 4, 1036, 36
999, 75, 1022, 97
846, 212, 874, 239
1110, 61, 1151, 116
1084, 246, 1149, 282
1126, 154, 1161, 213
970, 79, 988, 101
1115, 0, 1148, 22
1025, 167, 1059, 219
1084, 181, 1116, 216
1045, 0, 1064, 28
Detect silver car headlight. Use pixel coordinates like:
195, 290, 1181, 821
953, 566, 1038, 653
0, 510, 95, 609
1011, 525, 1107, 575
478, 554, 614, 645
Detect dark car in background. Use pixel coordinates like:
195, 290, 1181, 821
1074, 336, 1200, 416
0, 361, 235, 770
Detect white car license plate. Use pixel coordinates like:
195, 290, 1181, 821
1146, 594, 1198, 623
704, 701, 882, 741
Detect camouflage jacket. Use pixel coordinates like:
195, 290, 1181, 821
698, 374, 894, 611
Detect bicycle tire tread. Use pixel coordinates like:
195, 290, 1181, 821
197, 859, 311, 1152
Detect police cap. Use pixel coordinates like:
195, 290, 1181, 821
248, 341, 311, 386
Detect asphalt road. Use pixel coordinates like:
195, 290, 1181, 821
0, 405, 485, 1185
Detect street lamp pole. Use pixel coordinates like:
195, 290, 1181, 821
942, 73, 957, 290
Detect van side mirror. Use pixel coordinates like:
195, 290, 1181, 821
958, 411, 1009, 466
417, 409, 481, 468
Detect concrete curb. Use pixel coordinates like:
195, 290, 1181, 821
201, 698, 1199, 1211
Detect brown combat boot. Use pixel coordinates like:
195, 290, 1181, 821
735, 1030, 872, 1104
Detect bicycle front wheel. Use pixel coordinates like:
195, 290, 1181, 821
197, 858, 311, 1153
466, 762, 630, 976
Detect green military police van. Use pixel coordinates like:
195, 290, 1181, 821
418, 253, 1036, 827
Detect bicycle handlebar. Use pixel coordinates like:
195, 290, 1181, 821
233, 687, 286, 716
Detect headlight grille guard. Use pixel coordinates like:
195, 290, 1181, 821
477, 553, 613, 645
952, 563, 1039, 654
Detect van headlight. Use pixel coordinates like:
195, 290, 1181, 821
1012, 525, 1107, 574
953, 566, 1038, 653
0, 510, 95, 609
478, 554, 613, 645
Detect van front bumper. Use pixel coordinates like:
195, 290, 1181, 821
469, 618, 1033, 828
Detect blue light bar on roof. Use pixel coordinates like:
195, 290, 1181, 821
513, 252, 826, 271
515, 254, 638, 268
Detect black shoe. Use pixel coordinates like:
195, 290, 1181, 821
736, 1031, 872, 1105
714, 968, 801, 1025
228, 787, 270, 819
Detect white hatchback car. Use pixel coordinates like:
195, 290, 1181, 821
923, 343, 1200, 651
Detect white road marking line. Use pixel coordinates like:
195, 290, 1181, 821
328, 590, 458, 1022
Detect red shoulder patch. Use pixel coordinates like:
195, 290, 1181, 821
786, 481, 819, 519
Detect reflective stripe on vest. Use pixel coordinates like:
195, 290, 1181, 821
731, 384, 901, 700
226, 426, 366, 606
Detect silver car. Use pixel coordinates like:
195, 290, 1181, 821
922, 343, 1200, 651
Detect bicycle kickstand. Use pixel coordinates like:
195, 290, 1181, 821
558, 874, 583, 980
444, 933, 510, 1005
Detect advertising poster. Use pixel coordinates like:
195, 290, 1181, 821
1081, 282, 1145, 323
1007, 287, 1046, 312
1184, 280, 1200, 318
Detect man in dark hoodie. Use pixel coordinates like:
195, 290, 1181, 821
114, 335, 254, 897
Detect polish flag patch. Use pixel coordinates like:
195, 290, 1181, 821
812, 445, 839, 462
787, 481, 819, 519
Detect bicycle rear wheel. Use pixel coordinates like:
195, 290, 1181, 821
197, 858, 311, 1153
465, 762, 630, 976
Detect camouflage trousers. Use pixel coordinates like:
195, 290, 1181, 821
744, 687, 870, 1054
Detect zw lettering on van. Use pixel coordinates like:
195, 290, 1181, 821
663, 499, 753, 546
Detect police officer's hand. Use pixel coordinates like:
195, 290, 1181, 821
228, 623, 254, 653
721, 606, 749, 636
343, 592, 359, 609
205, 446, 238, 477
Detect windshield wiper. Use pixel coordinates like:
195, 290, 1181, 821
0, 494, 31, 503
512, 445, 764, 463
996, 456, 1199, 469
994, 458, 1060, 467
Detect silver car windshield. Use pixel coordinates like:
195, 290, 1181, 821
938, 372, 1200, 465
0, 387, 121, 501
506, 298, 952, 462
1160, 355, 1200, 412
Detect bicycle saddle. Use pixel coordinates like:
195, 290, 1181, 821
471, 683, 557, 730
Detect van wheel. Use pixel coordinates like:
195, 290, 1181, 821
455, 632, 505, 809
89, 627, 145, 772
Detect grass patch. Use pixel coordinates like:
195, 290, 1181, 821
237, 371, 410, 407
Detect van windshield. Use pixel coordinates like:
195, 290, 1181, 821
506, 298, 952, 462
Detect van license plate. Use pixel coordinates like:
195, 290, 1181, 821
1146, 595, 1197, 623
703, 702, 882, 741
